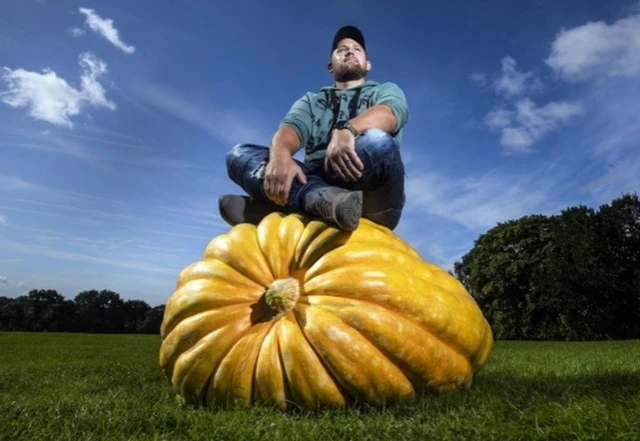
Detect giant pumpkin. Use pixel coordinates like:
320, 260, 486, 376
159, 213, 493, 410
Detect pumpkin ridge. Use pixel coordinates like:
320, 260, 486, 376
204, 226, 274, 287
307, 302, 415, 395
252, 321, 289, 409
208, 321, 275, 407
289, 307, 352, 407
161, 305, 251, 376
290, 221, 351, 277
305, 289, 482, 366
294, 304, 413, 404
274, 323, 293, 409
176, 259, 262, 292
304, 243, 423, 282
304, 263, 489, 360
308, 296, 475, 390
172, 316, 254, 404
249, 320, 279, 407
162, 279, 262, 338
202, 320, 263, 406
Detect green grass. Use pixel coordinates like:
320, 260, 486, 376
0, 333, 638, 441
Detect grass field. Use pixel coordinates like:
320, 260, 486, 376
0, 333, 638, 441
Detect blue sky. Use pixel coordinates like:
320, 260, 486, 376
1, 0, 639, 306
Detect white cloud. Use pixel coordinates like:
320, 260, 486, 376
579, 75, 640, 200
0, 173, 38, 192
493, 56, 543, 98
0, 52, 116, 128
16, 282, 25, 288
486, 98, 582, 153
77, 53, 114, 109
500, 127, 535, 150
0, 127, 204, 170
484, 107, 514, 129
79, 7, 135, 54
404, 165, 562, 232
0, 276, 8, 284
132, 82, 272, 146
6, 198, 217, 233
546, 12, 640, 81
1, 239, 178, 275
67, 27, 86, 38
469, 72, 488, 86
0, 214, 6, 226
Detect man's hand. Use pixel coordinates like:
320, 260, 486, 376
325, 129, 364, 181
264, 152, 307, 206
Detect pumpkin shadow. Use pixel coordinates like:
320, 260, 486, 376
266, 370, 640, 418
342, 370, 640, 419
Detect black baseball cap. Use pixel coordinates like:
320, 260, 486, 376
331, 25, 366, 54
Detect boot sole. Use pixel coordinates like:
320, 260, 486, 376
336, 191, 363, 231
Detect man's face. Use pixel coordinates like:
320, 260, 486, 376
329, 38, 370, 82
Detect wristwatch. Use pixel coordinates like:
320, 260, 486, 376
334, 120, 358, 137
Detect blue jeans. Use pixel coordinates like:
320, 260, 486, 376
225, 128, 406, 230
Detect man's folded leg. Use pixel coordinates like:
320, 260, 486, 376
318, 128, 407, 231
222, 143, 363, 231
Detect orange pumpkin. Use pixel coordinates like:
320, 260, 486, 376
159, 213, 493, 410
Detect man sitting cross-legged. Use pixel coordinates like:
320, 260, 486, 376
220, 25, 409, 231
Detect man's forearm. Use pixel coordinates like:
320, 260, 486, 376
349, 104, 397, 134
270, 125, 302, 159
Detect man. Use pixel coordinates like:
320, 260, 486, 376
220, 25, 409, 231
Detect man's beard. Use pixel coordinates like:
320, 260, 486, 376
334, 62, 367, 82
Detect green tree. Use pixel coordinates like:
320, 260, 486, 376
123, 299, 151, 333
454, 214, 555, 340
455, 193, 640, 341
74, 290, 126, 333
594, 193, 640, 338
138, 305, 165, 334
8, 290, 75, 332
0, 300, 26, 331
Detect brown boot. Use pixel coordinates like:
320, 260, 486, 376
218, 194, 295, 226
303, 187, 363, 231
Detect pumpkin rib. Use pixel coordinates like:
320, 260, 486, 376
207, 321, 276, 407
470, 318, 494, 370
307, 296, 475, 392
273, 323, 294, 409
288, 308, 351, 408
249, 322, 279, 407
294, 304, 414, 405
307, 246, 472, 305
304, 264, 489, 361
160, 304, 251, 378
304, 285, 485, 367
265, 310, 349, 409
311, 301, 425, 391
204, 225, 274, 287
175, 258, 263, 292
293, 226, 351, 274
172, 315, 254, 404
256, 213, 301, 280
161, 279, 262, 338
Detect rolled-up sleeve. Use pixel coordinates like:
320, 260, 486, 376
278, 94, 313, 148
373, 82, 409, 134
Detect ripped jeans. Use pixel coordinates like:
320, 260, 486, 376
225, 128, 406, 230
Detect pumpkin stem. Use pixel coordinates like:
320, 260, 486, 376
265, 277, 300, 319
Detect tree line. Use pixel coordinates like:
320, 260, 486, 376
454, 193, 639, 341
0, 289, 164, 334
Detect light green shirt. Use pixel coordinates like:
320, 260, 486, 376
279, 80, 409, 163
